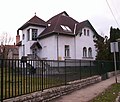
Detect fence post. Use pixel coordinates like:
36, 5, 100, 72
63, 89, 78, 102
79, 60, 81, 80
1, 59, 3, 102
90, 61, 92, 77
41, 60, 44, 91
65, 60, 67, 85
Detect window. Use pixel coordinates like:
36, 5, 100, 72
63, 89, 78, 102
65, 26, 72, 32
65, 45, 70, 57
32, 29, 38, 40
48, 23, 51, 26
61, 25, 67, 31
60, 25, 72, 32
27, 29, 30, 41
84, 29, 86, 36
87, 29, 89, 36
32, 48, 37, 58
23, 45, 25, 56
22, 34, 25, 40
88, 47, 92, 57
83, 47, 87, 57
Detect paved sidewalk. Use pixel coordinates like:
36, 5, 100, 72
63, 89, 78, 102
51, 75, 120, 102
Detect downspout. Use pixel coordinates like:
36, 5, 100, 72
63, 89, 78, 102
57, 33, 59, 60
74, 23, 77, 59
53, 14, 61, 60
57, 33, 60, 72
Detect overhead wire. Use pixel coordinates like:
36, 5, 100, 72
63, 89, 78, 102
110, 0, 120, 24
106, 0, 120, 27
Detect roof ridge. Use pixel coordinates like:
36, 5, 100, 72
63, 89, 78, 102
53, 14, 62, 32
18, 15, 47, 30
28, 15, 46, 23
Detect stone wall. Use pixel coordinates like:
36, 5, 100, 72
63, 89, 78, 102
116, 92, 120, 102
107, 70, 120, 78
4, 75, 101, 102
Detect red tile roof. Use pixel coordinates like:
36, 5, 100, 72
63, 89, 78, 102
18, 15, 47, 30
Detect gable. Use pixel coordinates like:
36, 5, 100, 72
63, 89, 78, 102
18, 15, 47, 30
76, 20, 103, 40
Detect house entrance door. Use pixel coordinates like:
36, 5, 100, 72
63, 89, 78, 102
32, 48, 37, 58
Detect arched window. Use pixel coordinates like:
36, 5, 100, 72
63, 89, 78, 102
88, 47, 92, 57
84, 29, 86, 36
83, 47, 87, 57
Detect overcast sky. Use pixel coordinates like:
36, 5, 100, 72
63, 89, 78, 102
0, 0, 120, 43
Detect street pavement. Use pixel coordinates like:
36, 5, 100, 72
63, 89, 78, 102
51, 74, 120, 102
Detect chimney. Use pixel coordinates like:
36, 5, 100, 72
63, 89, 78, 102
1, 42, 3, 46
16, 30, 20, 44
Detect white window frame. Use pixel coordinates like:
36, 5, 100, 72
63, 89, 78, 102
32, 29, 38, 40
65, 45, 70, 57
83, 47, 87, 57
88, 47, 92, 57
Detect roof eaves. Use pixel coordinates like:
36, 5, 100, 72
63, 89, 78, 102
38, 30, 75, 39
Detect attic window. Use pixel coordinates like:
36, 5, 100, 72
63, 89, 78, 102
60, 25, 72, 32
48, 23, 51, 26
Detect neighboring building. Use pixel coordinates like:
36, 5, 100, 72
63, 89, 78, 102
0, 43, 4, 58
0, 43, 19, 59
17, 11, 102, 60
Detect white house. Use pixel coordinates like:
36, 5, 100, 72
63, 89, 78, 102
16, 11, 102, 61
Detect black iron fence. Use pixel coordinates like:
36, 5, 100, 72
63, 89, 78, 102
0, 59, 119, 101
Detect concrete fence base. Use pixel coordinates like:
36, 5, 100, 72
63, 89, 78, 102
4, 75, 101, 102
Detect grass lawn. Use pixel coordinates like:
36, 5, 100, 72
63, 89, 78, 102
90, 83, 120, 102
0, 66, 99, 100
0, 67, 65, 100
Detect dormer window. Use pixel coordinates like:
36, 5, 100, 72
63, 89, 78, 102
65, 26, 72, 32
32, 29, 38, 40
48, 23, 51, 26
60, 25, 72, 32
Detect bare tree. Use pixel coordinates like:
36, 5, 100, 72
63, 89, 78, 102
0, 32, 14, 45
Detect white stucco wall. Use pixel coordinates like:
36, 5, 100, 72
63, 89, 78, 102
76, 27, 96, 60
20, 26, 46, 57
38, 34, 75, 60
19, 26, 97, 60
22, 26, 45, 44
38, 35, 56, 60
19, 46, 22, 59
57, 35, 75, 60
